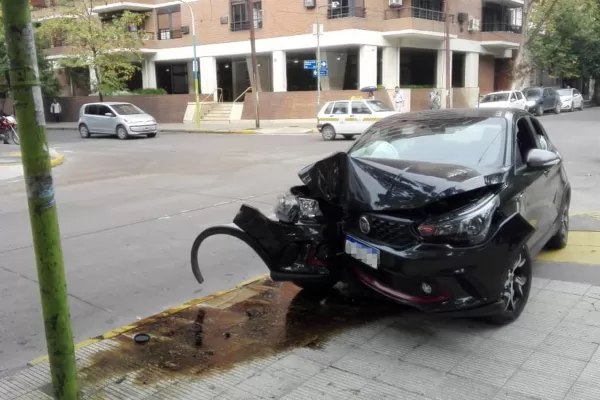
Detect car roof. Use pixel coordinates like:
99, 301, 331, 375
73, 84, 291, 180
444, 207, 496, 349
485, 91, 512, 95
81, 102, 134, 107
381, 108, 522, 123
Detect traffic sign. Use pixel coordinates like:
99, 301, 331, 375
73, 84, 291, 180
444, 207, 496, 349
320, 60, 328, 69
313, 68, 328, 77
303, 60, 317, 70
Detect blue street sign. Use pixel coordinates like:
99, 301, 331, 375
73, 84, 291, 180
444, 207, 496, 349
313, 68, 328, 77
303, 60, 317, 70
320, 60, 328, 69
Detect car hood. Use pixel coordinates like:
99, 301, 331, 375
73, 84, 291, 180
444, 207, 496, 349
297, 152, 507, 211
120, 114, 154, 123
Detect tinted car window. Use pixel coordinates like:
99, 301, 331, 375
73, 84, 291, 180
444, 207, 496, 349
323, 103, 334, 114
349, 117, 508, 168
112, 104, 144, 115
557, 89, 572, 96
97, 105, 112, 116
366, 100, 393, 112
332, 102, 349, 114
481, 93, 509, 103
351, 101, 371, 114
516, 92, 524, 100
510, 93, 517, 101
523, 88, 541, 98
85, 105, 98, 115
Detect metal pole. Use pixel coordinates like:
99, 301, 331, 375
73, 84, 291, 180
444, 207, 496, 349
248, 0, 260, 128
179, 0, 201, 127
2, 1, 78, 398
443, 0, 452, 109
316, 8, 321, 115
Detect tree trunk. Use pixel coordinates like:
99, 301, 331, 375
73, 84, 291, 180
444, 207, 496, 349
593, 78, 600, 104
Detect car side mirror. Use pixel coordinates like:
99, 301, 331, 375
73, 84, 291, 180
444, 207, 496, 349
526, 149, 560, 169
105, 112, 115, 117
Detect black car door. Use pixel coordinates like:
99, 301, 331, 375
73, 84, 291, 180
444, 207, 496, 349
527, 116, 565, 229
514, 115, 549, 249
542, 88, 551, 110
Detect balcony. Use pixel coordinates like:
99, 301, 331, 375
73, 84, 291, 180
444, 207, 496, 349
158, 29, 183, 40
327, 6, 366, 19
481, 22, 522, 45
230, 20, 263, 32
383, 7, 455, 39
90, 0, 154, 13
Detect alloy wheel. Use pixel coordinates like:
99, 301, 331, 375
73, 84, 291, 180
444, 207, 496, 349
501, 253, 528, 312
321, 126, 335, 141
117, 126, 128, 140
79, 125, 90, 138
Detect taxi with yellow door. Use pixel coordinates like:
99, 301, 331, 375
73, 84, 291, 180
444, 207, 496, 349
317, 97, 398, 141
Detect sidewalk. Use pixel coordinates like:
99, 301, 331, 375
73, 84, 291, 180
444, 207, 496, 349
0, 145, 64, 181
2, 272, 599, 400
47, 120, 318, 135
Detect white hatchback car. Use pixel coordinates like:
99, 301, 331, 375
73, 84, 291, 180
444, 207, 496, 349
477, 91, 527, 110
556, 88, 584, 112
78, 102, 158, 140
317, 99, 398, 141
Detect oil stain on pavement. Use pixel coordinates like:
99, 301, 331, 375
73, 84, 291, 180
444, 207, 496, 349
81, 280, 403, 389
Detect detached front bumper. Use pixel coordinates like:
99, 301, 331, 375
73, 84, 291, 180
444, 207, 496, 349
347, 213, 533, 316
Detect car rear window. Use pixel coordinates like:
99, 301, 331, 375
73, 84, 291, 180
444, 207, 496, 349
481, 93, 509, 103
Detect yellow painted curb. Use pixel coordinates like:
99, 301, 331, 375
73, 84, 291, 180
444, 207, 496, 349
27, 273, 269, 366
3, 152, 65, 168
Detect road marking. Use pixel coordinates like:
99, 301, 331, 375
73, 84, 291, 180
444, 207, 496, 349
537, 231, 600, 265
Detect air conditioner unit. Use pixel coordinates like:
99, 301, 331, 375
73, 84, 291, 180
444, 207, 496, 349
468, 18, 480, 32
181, 25, 190, 34
389, 0, 402, 7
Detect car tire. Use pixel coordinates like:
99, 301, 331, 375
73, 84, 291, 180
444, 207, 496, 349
570, 102, 574, 112
79, 124, 90, 138
484, 247, 533, 326
553, 102, 561, 114
342, 135, 354, 140
546, 201, 569, 250
535, 105, 543, 116
579, 101, 584, 111
116, 125, 129, 140
147, 133, 157, 138
321, 125, 336, 141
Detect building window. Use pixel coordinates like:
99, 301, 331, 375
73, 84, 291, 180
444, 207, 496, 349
230, 0, 263, 32
411, 0, 446, 21
327, 0, 366, 19
157, 5, 183, 40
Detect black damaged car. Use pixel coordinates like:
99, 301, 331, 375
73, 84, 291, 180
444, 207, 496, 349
192, 108, 570, 325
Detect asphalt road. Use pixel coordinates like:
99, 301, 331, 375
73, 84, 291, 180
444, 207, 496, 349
1, 108, 599, 377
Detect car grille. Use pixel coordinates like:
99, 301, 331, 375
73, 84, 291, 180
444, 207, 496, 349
349, 214, 416, 247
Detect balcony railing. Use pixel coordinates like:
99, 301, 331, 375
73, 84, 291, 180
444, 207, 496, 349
481, 22, 522, 33
230, 19, 263, 32
158, 29, 183, 40
384, 7, 454, 23
327, 6, 366, 19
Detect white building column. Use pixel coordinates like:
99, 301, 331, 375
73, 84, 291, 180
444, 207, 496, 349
142, 57, 157, 89
464, 52, 479, 88
199, 56, 218, 98
272, 50, 287, 92
359, 44, 378, 88
381, 46, 399, 89
436, 49, 452, 108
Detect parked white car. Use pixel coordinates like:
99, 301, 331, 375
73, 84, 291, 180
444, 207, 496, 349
317, 99, 398, 141
78, 102, 158, 140
477, 91, 527, 110
557, 88, 584, 112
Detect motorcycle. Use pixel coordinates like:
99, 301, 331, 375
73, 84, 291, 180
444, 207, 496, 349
0, 114, 19, 145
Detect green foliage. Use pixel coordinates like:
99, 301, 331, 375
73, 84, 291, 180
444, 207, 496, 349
132, 88, 168, 95
37, 1, 147, 99
0, 10, 60, 98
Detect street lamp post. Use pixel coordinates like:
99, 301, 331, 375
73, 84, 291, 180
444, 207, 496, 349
179, 0, 201, 126
315, 1, 338, 115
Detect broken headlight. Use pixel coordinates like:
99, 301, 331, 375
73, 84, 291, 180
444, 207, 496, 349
274, 193, 322, 223
417, 194, 499, 245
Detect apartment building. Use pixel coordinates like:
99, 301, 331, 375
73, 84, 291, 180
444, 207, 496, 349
32, 0, 524, 118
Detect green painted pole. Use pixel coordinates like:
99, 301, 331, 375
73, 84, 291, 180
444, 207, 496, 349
1, 1, 79, 399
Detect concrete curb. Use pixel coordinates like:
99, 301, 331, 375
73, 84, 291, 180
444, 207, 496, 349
27, 273, 269, 367
0, 149, 65, 168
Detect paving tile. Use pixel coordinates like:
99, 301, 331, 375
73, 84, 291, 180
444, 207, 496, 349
533, 289, 582, 307
492, 388, 545, 400
490, 325, 549, 348
213, 387, 269, 400
585, 285, 600, 299
407, 317, 499, 339
291, 367, 371, 400
523, 299, 573, 320
565, 308, 600, 327
470, 339, 534, 367
424, 330, 485, 353
591, 347, 600, 363
331, 321, 390, 347
261, 353, 323, 381
521, 351, 586, 381
355, 380, 430, 400
554, 320, 600, 343
426, 374, 499, 400
451, 353, 519, 387
292, 339, 355, 366
279, 385, 349, 400
530, 278, 550, 290
565, 382, 600, 400
375, 360, 445, 396
503, 369, 575, 400
544, 280, 592, 295
511, 311, 563, 333
359, 327, 425, 358
402, 344, 466, 372
14, 392, 55, 400
332, 348, 396, 379
537, 333, 599, 362
234, 370, 305, 399
577, 361, 600, 386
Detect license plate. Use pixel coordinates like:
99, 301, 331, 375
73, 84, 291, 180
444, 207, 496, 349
345, 235, 379, 269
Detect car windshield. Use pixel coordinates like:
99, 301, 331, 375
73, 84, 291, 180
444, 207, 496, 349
349, 116, 507, 168
522, 88, 542, 99
366, 100, 393, 112
480, 93, 509, 103
557, 89, 572, 96
111, 104, 144, 115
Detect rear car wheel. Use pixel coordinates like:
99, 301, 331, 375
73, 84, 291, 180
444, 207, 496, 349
546, 203, 569, 250
79, 124, 90, 138
579, 101, 584, 110
342, 135, 354, 140
535, 105, 543, 116
321, 125, 336, 141
147, 133, 157, 138
116, 125, 129, 140
569, 102, 574, 112
484, 248, 532, 325
553, 102, 561, 114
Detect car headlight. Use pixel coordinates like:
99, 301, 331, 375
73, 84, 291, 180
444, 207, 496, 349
274, 193, 322, 223
417, 194, 500, 245
526, 100, 536, 107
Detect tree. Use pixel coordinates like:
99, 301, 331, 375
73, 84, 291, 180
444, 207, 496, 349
38, 0, 146, 101
0, 9, 60, 99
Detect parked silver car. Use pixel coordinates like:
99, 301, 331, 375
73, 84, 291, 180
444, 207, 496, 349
78, 102, 158, 140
